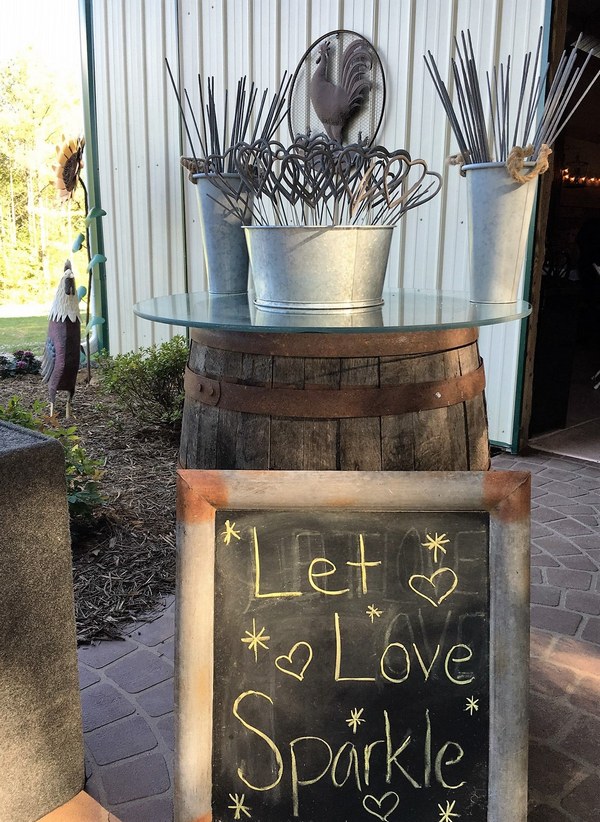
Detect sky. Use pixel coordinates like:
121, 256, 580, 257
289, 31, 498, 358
0, 0, 81, 75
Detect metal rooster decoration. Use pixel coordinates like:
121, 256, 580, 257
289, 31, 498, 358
310, 38, 373, 143
41, 260, 81, 418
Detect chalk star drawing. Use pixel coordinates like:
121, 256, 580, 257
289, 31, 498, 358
465, 696, 480, 715
241, 618, 270, 662
438, 799, 460, 821
366, 604, 383, 623
221, 519, 241, 545
346, 707, 366, 734
228, 792, 251, 819
422, 532, 450, 563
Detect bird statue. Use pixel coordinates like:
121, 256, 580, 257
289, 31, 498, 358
40, 260, 81, 418
310, 38, 373, 144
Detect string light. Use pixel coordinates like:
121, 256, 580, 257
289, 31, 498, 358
560, 166, 600, 186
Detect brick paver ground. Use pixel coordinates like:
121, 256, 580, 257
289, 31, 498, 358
78, 450, 600, 822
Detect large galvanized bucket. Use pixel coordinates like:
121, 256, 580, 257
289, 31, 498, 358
193, 173, 252, 295
464, 162, 537, 304
244, 225, 394, 311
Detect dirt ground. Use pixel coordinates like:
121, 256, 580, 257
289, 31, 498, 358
0, 372, 179, 643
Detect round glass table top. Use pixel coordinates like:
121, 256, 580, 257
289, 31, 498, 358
133, 289, 531, 333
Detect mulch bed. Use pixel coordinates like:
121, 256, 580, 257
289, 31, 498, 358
0, 373, 178, 643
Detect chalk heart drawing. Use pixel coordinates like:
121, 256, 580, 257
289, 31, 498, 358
275, 641, 313, 681
362, 792, 400, 820
408, 567, 458, 607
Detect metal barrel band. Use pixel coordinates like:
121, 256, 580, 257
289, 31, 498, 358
189, 327, 479, 358
184, 363, 485, 419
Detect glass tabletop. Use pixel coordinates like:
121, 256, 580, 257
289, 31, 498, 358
133, 289, 531, 333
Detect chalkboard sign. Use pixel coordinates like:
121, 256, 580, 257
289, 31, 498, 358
175, 470, 530, 822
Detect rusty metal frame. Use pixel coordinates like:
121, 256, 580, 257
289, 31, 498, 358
175, 470, 530, 822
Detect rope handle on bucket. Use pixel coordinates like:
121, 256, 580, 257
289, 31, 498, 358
447, 153, 468, 176
447, 143, 552, 182
506, 144, 552, 183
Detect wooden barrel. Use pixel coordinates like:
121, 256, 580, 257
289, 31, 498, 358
180, 327, 489, 471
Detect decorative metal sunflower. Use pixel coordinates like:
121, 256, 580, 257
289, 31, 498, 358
53, 135, 85, 202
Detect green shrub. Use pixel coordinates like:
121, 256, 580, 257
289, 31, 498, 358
96, 335, 187, 429
0, 396, 105, 522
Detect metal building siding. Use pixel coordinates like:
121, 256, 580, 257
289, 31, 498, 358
91, 0, 549, 446
92, 0, 186, 351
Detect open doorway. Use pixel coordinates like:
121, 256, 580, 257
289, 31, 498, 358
529, 0, 600, 460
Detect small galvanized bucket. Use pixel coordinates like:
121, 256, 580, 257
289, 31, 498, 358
244, 225, 394, 311
193, 173, 252, 294
464, 161, 537, 303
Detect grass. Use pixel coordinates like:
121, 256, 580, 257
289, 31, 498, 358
0, 315, 47, 356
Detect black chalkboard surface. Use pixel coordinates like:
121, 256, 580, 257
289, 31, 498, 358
175, 470, 530, 822
212, 509, 489, 822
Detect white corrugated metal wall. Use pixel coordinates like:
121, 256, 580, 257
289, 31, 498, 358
89, 0, 549, 447
91, 0, 185, 351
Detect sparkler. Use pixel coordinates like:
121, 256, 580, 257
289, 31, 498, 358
165, 59, 291, 173
425, 28, 600, 164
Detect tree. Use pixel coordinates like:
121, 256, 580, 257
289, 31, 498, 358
0, 49, 82, 306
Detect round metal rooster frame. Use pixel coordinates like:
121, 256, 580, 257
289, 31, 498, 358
287, 29, 386, 147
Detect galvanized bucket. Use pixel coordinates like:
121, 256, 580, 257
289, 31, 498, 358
464, 162, 537, 303
244, 225, 394, 311
193, 173, 252, 294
